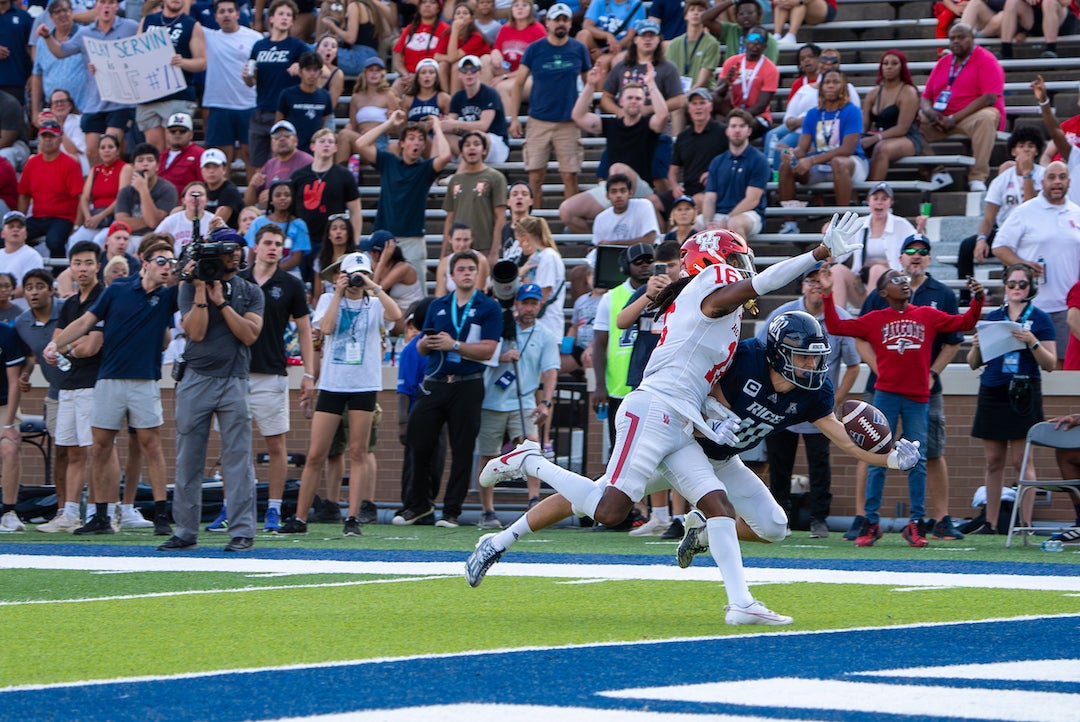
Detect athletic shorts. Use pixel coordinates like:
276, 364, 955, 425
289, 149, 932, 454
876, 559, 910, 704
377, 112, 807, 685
806, 155, 869, 186
56, 387, 96, 447
316, 389, 377, 415
81, 108, 135, 135
476, 408, 538, 457
205, 107, 255, 148
249, 373, 290, 437
90, 379, 163, 430
523, 118, 582, 173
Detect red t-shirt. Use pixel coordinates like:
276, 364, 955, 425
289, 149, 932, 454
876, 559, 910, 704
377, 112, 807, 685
159, 143, 204, 197
1065, 281, 1080, 370
719, 54, 779, 123
435, 28, 491, 58
0, 156, 16, 211
494, 21, 546, 72
394, 20, 450, 72
17, 152, 83, 222
921, 45, 1005, 131
823, 293, 984, 403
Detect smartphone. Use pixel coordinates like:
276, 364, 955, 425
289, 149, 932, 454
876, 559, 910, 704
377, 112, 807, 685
423, 328, 438, 336
652, 262, 667, 276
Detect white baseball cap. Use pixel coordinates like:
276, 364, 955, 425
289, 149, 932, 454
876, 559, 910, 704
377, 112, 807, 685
200, 148, 228, 167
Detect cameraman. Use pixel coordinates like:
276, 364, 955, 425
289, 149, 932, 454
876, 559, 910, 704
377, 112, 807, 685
165, 229, 264, 552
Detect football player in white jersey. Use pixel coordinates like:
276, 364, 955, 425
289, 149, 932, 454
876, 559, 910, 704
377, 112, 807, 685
470, 214, 866, 625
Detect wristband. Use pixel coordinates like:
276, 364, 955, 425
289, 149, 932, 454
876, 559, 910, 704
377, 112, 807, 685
976, 234, 988, 242
1030, 341, 1041, 351
3, 424, 15, 429
1022, 173, 1033, 179
216, 301, 228, 311
302, 372, 316, 380
540, 400, 552, 407
1039, 98, 1051, 107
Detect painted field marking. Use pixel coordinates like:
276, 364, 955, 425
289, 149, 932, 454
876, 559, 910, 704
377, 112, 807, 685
270, 704, 818, 722
852, 659, 1080, 683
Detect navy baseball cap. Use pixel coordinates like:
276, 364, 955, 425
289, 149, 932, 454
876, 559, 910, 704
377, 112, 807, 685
360, 229, 394, 253
901, 233, 932, 251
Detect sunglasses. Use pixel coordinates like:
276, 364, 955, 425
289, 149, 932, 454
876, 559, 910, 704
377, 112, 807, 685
886, 274, 910, 285
746, 33, 765, 43
1006, 279, 1030, 289
328, 211, 350, 222
903, 247, 930, 256
148, 256, 177, 267
168, 127, 190, 133
821, 55, 840, 63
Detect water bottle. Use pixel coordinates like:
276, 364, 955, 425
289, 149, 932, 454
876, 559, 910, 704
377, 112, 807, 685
1041, 539, 1065, 552
596, 402, 608, 420
56, 354, 72, 372
348, 154, 361, 184
1038, 256, 1047, 286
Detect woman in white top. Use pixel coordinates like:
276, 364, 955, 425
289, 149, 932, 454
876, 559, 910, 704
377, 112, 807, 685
514, 215, 566, 342
334, 57, 401, 162
285, 252, 402, 536
155, 181, 215, 257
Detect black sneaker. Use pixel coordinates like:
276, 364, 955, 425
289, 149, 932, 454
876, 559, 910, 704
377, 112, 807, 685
313, 496, 342, 523
660, 518, 685, 540
357, 500, 378, 525
278, 517, 308, 534
157, 535, 197, 551
153, 513, 172, 536
392, 506, 434, 526
343, 516, 362, 536
968, 521, 996, 535
223, 536, 254, 552
74, 514, 115, 535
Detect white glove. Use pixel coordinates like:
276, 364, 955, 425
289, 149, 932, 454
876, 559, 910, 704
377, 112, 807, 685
822, 211, 864, 258
704, 396, 739, 423
887, 438, 920, 470
710, 417, 741, 447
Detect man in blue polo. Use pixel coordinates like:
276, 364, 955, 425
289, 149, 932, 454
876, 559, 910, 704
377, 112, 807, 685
394, 251, 501, 527
45, 236, 179, 536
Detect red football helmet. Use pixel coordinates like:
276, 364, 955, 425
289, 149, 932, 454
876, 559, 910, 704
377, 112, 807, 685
679, 230, 756, 279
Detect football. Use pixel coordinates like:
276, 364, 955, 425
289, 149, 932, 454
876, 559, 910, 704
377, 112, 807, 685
838, 400, 894, 453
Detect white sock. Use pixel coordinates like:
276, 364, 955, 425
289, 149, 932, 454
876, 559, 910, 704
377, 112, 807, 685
268, 499, 282, 512
491, 514, 532, 552
122, 503, 134, 513
106, 502, 117, 519
520, 456, 604, 519
673, 514, 685, 523
64, 502, 79, 519
653, 507, 670, 524
706, 516, 754, 608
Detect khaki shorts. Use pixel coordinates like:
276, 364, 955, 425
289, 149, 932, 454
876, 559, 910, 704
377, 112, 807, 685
136, 98, 197, 132
249, 373, 290, 437
56, 387, 96, 447
476, 408, 538, 457
328, 402, 381, 457
44, 396, 58, 439
523, 119, 582, 173
91, 379, 163, 430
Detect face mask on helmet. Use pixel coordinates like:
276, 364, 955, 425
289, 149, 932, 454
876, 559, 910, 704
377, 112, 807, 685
680, 230, 757, 279
765, 311, 831, 390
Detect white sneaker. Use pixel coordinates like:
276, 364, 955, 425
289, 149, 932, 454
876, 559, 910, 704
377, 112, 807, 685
478, 440, 541, 488
779, 221, 800, 235
777, 32, 797, 46
929, 171, 953, 190
120, 506, 154, 529
628, 516, 670, 537
0, 510, 25, 532
37, 513, 79, 533
724, 600, 793, 626
968, 180, 987, 192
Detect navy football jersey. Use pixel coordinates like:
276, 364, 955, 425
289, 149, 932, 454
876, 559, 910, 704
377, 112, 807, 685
697, 338, 834, 460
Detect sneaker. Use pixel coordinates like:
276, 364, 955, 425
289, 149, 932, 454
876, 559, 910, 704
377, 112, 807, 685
0, 510, 25, 532
542, 442, 555, 461
357, 500, 378, 525
853, 521, 882, 547
1048, 528, 1080, 543
313, 496, 342, 523
901, 519, 929, 547
153, 513, 172, 536
968, 521, 997, 535
223, 536, 253, 552
1041, 49, 1058, 58
724, 600, 793, 626
120, 506, 154, 529
629, 516, 670, 537
809, 519, 830, 539
779, 220, 800, 235
157, 535, 197, 551
932, 515, 965, 540
465, 533, 503, 587
478, 439, 542, 487
37, 513, 78, 533
968, 180, 987, 192
435, 515, 459, 528
343, 516, 362, 536
278, 517, 308, 534
527, 496, 541, 509
777, 31, 797, 46
74, 514, 115, 535
263, 507, 282, 532
677, 510, 709, 568
205, 508, 229, 532
843, 515, 866, 541
660, 517, 685, 540
477, 510, 503, 529
392, 506, 434, 526
929, 171, 953, 190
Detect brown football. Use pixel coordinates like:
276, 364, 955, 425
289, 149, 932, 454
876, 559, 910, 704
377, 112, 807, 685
838, 400, 894, 453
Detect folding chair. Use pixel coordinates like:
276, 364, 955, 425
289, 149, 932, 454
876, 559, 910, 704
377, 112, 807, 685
1005, 421, 1080, 548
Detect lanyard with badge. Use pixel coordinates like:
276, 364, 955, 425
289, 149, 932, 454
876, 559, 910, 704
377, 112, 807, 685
679, 33, 704, 93
1001, 301, 1034, 375
933, 54, 969, 112
495, 326, 535, 391
738, 56, 762, 109
447, 290, 476, 363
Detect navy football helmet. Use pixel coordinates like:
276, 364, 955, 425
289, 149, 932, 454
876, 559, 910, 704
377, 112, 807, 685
765, 311, 831, 390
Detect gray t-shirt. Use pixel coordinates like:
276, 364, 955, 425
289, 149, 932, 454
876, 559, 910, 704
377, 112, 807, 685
178, 275, 265, 378
13, 306, 63, 399
602, 59, 684, 107
114, 178, 179, 231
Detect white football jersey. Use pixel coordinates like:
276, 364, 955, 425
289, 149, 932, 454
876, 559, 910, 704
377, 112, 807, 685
638, 262, 746, 431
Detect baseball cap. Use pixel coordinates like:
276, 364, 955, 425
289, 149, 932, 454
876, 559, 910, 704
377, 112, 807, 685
270, 120, 297, 135
517, 283, 543, 301
802, 261, 826, 281
636, 18, 661, 34
901, 233, 932, 251
2, 210, 26, 226
548, 2, 572, 19
687, 87, 713, 102
360, 229, 394, 253
458, 55, 482, 70
416, 58, 440, 72
364, 55, 385, 69
868, 181, 893, 198
672, 195, 695, 208
321, 252, 373, 281
38, 119, 62, 136
200, 148, 227, 167
625, 242, 654, 266
167, 112, 193, 130
107, 221, 132, 236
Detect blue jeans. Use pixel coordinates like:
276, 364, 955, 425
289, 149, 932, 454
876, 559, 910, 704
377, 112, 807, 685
865, 389, 928, 524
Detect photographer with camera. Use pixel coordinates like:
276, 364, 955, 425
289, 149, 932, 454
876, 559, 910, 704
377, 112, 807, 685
164, 228, 265, 552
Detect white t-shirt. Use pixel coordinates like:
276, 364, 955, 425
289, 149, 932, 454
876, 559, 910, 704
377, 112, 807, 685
845, 212, 916, 271
592, 198, 660, 246
786, 85, 861, 125
155, 211, 215, 256
62, 114, 89, 176
994, 193, 1080, 313
312, 293, 390, 393
986, 164, 1045, 228
203, 26, 261, 110
0, 244, 45, 309
531, 246, 566, 341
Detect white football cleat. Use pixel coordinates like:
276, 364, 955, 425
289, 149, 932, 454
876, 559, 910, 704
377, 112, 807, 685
478, 440, 541, 488
724, 600, 793, 626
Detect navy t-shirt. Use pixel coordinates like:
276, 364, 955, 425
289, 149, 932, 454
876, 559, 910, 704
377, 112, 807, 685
374, 150, 436, 237
521, 38, 591, 123
979, 303, 1055, 388
89, 277, 179, 381
421, 290, 502, 377
0, 323, 26, 406
250, 36, 308, 112
450, 84, 509, 143
704, 145, 769, 219
697, 338, 834, 460
277, 86, 334, 153
142, 12, 198, 102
